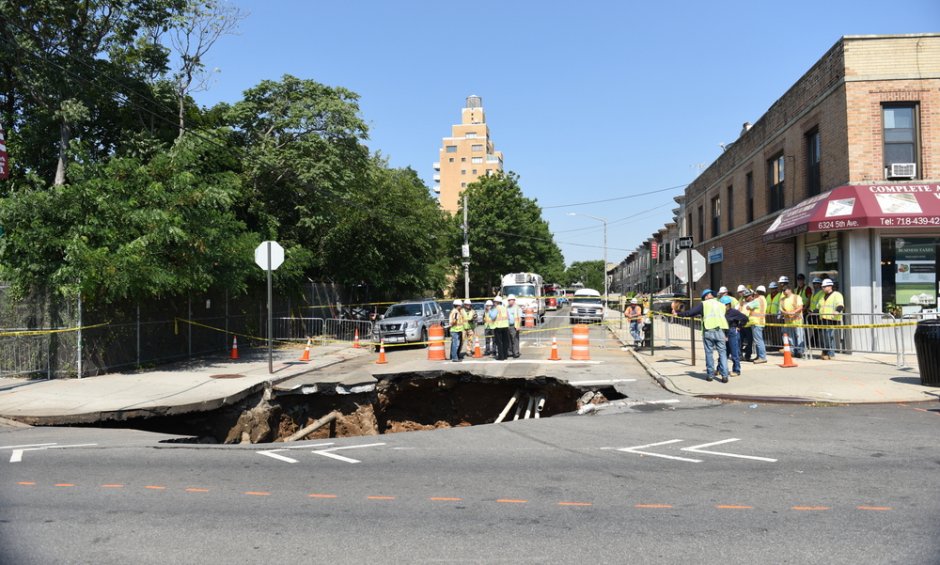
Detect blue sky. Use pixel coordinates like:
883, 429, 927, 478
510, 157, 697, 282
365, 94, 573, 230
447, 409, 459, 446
193, 0, 939, 265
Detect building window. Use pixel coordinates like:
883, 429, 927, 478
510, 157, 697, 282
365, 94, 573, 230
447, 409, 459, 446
697, 205, 704, 243
745, 172, 754, 223
461, 170, 466, 175
465, 132, 478, 138
806, 128, 821, 196
471, 157, 483, 164
461, 182, 466, 188
461, 157, 466, 162
768, 153, 785, 213
471, 144, 484, 152
726, 185, 734, 231
883, 104, 918, 176
472, 169, 477, 174
446, 145, 457, 153
448, 157, 454, 163
711, 195, 721, 238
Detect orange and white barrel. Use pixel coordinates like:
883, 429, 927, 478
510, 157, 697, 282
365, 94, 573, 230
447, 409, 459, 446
571, 324, 590, 360
428, 324, 446, 361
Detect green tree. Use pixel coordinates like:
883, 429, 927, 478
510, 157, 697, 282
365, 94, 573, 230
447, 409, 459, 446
320, 160, 450, 297
562, 260, 605, 292
0, 134, 257, 301
453, 171, 564, 297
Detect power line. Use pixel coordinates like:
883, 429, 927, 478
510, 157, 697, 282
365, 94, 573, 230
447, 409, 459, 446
541, 183, 686, 209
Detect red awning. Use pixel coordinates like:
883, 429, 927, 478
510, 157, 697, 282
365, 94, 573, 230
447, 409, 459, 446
763, 184, 940, 242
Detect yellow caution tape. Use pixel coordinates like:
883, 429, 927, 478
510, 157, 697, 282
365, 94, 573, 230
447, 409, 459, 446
0, 321, 111, 338
654, 311, 918, 330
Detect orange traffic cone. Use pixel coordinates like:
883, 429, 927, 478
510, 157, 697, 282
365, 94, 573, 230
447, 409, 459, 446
779, 332, 798, 368
473, 336, 483, 358
299, 337, 311, 362
548, 336, 561, 361
353, 328, 361, 349
375, 339, 388, 364
230, 336, 239, 360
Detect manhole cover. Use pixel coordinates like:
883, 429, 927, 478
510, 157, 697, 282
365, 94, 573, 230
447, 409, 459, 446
209, 374, 245, 379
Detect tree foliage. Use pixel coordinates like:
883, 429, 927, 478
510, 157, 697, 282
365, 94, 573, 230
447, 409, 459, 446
561, 260, 605, 292
453, 172, 565, 297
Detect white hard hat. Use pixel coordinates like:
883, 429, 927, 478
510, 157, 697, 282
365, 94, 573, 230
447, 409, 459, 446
718, 286, 728, 294
736, 284, 746, 293
493, 295, 503, 303
768, 282, 778, 289
485, 300, 493, 306
756, 285, 766, 293
630, 298, 638, 304
453, 299, 462, 306
507, 294, 516, 301
778, 276, 790, 284
463, 299, 472, 305
821, 278, 834, 287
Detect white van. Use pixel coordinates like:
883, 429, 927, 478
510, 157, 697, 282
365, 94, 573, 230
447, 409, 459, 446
569, 288, 604, 324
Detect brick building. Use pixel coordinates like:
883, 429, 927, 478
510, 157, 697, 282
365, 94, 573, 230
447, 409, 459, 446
619, 34, 940, 317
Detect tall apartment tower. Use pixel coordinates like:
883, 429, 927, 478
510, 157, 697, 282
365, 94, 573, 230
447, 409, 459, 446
433, 95, 504, 212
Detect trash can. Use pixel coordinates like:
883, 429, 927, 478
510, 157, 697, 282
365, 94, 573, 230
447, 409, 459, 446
913, 319, 940, 386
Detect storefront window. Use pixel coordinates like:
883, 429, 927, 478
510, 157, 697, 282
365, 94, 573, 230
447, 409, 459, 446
880, 237, 939, 316
805, 237, 840, 282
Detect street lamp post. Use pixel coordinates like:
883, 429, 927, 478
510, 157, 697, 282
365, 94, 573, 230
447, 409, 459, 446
567, 212, 608, 314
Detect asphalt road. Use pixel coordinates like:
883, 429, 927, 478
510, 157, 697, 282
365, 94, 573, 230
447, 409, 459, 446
2, 398, 938, 564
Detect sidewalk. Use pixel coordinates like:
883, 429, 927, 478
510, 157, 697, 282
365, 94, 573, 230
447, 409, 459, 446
0, 345, 371, 425
608, 323, 940, 404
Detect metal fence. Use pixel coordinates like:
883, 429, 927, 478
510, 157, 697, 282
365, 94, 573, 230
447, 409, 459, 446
270, 317, 373, 344
519, 313, 612, 349
646, 310, 928, 368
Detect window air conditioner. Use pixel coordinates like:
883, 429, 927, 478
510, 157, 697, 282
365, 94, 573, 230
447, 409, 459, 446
888, 163, 916, 179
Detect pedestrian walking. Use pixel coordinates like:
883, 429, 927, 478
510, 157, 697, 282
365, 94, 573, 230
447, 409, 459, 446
672, 289, 730, 383
743, 285, 768, 363
463, 299, 477, 357
506, 294, 523, 358
779, 277, 805, 357
624, 298, 644, 348
483, 299, 495, 356
818, 279, 844, 359
489, 295, 510, 361
448, 299, 464, 362
722, 295, 749, 377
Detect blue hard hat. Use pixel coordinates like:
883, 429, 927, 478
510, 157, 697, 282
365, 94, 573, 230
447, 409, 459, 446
701, 288, 714, 299
719, 296, 733, 305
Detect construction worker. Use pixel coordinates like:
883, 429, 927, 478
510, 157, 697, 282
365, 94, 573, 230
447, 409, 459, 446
818, 279, 845, 359
624, 298, 644, 348
795, 273, 814, 308
483, 300, 495, 356
488, 295, 510, 361
737, 287, 754, 361
672, 289, 729, 383
779, 276, 805, 357
743, 285, 768, 364
463, 299, 476, 356
448, 299, 465, 362
506, 294, 523, 358
721, 295, 749, 377
766, 280, 782, 351
808, 277, 826, 350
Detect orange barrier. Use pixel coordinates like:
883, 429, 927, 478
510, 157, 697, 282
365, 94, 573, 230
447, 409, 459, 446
548, 336, 561, 361
428, 324, 446, 361
571, 325, 590, 360
779, 332, 798, 368
524, 307, 536, 328
473, 336, 483, 358
230, 336, 240, 360
376, 339, 388, 364
353, 328, 361, 349
299, 337, 312, 361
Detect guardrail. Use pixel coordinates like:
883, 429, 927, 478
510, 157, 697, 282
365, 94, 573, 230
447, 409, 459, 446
271, 317, 373, 344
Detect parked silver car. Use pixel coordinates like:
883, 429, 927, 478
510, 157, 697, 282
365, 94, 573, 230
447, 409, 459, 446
372, 299, 447, 347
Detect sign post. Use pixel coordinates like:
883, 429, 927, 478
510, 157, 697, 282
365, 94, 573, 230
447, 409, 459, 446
648, 242, 656, 355
255, 241, 285, 374
673, 243, 705, 366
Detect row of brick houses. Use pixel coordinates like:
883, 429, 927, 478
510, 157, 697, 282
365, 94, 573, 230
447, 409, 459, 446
610, 34, 940, 318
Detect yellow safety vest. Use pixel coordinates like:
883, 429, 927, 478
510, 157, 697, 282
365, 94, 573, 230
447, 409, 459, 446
819, 291, 844, 321
702, 299, 729, 330
483, 308, 494, 329
494, 305, 509, 329
767, 293, 781, 315
746, 295, 767, 327
450, 308, 465, 331
780, 294, 804, 324
810, 290, 825, 312
727, 296, 739, 309
463, 309, 476, 330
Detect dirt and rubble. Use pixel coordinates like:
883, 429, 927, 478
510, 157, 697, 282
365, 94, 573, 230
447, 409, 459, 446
115, 373, 622, 444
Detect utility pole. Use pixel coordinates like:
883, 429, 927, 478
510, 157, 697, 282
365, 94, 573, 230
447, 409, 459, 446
462, 194, 470, 300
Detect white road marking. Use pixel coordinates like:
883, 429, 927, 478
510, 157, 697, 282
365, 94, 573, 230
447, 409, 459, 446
636, 399, 680, 405
680, 438, 778, 462
567, 379, 637, 385
256, 442, 335, 464
8, 443, 98, 463
311, 442, 386, 464
0, 443, 57, 450
456, 360, 602, 365
613, 439, 702, 463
